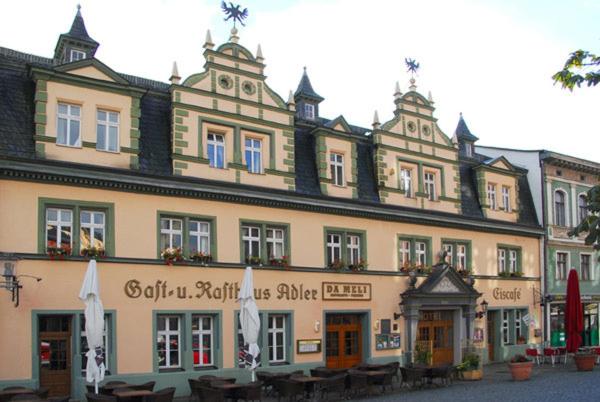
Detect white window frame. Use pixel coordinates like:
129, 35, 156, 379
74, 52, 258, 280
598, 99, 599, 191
399, 240, 411, 268
192, 315, 213, 367
556, 251, 569, 281
465, 143, 473, 157
80, 210, 105, 251
515, 310, 522, 340
581, 253, 592, 281
424, 172, 436, 201
268, 315, 286, 363
327, 233, 342, 264
498, 249, 506, 273
443, 244, 453, 265
189, 220, 210, 254
502, 311, 510, 344
266, 228, 285, 259
415, 241, 426, 267
242, 226, 261, 259
245, 138, 262, 174
207, 133, 225, 169
56, 103, 81, 147
578, 193, 588, 224
399, 168, 412, 197
554, 190, 568, 227
502, 186, 511, 212
160, 218, 183, 250
304, 104, 315, 120
81, 315, 109, 376
508, 250, 518, 273
330, 153, 345, 186
96, 109, 120, 153
487, 184, 497, 210
456, 244, 467, 270
346, 234, 361, 265
157, 315, 181, 368
69, 49, 86, 62
46, 207, 73, 249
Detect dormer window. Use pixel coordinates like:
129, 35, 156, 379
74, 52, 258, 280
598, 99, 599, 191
69, 49, 86, 62
465, 143, 473, 157
304, 104, 315, 120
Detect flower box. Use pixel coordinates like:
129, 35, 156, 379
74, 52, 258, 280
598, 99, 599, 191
508, 355, 533, 381
574, 353, 595, 371
161, 247, 184, 265
190, 253, 212, 265
47, 245, 72, 260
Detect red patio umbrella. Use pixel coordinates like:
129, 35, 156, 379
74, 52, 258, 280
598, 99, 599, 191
565, 269, 583, 353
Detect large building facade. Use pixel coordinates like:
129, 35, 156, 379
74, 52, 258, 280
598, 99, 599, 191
0, 9, 545, 399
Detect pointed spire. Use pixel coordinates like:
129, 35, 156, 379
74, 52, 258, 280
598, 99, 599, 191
256, 44, 264, 63
229, 27, 240, 44
454, 113, 479, 142
287, 90, 296, 111
170, 62, 181, 85
203, 29, 214, 50
372, 110, 381, 130
54, 4, 99, 62
66, 4, 97, 44
394, 81, 402, 99
294, 66, 324, 102
428, 90, 434, 104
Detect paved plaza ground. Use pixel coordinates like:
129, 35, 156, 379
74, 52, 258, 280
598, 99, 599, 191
359, 362, 600, 402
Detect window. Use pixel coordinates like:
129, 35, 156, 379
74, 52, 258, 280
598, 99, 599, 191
415, 242, 427, 267
80, 211, 105, 252
245, 138, 262, 174
268, 315, 286, 363
443, 240, 470, 271
502, 186, 511, 212
443, 244, 453, 265
515, 310, 523, 340
465, 143, 473, 157
508, 250, 518, 273
330, 153, 345, 186
242, 226, 261, 260
326, 233, 342, 265
80, 314, 109, 376
502, 311, 510, 344
157, 316, 181, 369
581, 254, 591, 281
69, 49, 86, 62
554, 190, 566, 226
304, 104, 315, 120
160, 218, 182, 250
487, 184, 497, 210
556, 252, 568, 281
46, 208, 73, 251
346, 234, 361, 265
189, 220, 210, 255
399, 240, 411, 268
192, 315, 213, 367
266, 228, 285, 259
424, 172, 436, 201
207, 133, 225, 169
497, 249, 506, 273
579, 194, 588, 224
456, 244, 467, 270
96, 110, 119, 152
57, 103, 81, 147
399, 168, 412, 197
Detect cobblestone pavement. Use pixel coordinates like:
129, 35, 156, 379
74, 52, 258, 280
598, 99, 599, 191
355, 363, 600, 402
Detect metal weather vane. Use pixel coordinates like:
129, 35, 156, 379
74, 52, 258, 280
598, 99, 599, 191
221, 1, 249, 28
405, 58, 420, 77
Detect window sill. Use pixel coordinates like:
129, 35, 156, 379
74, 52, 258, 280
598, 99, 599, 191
331, 184, 347, 188
268, 361, 290, 366
96, 148, 120, 154
158, 367, 185, 373
194, 365, 219, 371
56, 143, 82, 149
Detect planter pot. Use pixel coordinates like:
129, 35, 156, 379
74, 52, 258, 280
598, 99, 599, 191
462, 367, 483, 381
574, 354, 596, 371
508, 361, 533, 381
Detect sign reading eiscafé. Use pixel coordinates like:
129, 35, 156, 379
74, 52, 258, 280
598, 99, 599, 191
322, 282, 372, 301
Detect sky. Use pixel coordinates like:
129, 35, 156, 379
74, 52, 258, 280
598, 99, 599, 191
1, 0, 599, 162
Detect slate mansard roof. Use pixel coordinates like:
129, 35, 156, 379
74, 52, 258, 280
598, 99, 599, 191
0, 46, 541, 232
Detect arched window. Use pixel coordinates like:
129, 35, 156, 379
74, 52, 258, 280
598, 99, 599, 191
579, 194, 588, 224
554, 190, 566, 226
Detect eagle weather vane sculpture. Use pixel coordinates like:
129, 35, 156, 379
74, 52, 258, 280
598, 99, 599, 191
405, 58, 420, 76
221, 1, 249, 28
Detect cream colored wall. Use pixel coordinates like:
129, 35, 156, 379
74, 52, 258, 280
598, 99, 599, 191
69, 66, 116, 82
323, 137, 354, 198
483, 171, 518, 222
43, 81, 132, 168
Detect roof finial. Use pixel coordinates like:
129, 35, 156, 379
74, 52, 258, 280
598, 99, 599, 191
428, 90, 434, 104
372, 110, 381, 130
394, 81, 402, 99
170, 61, 181, 85
287, 90, 296, 111
256, 44, 264, 63
229, 27, 240, 44
204, 29, 214, 50
409, 78, 417, 92
77, 3, 81, 11
460, 111, 463, 118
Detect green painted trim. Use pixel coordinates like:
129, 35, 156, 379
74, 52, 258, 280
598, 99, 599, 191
156, 211, 217, 260
37, 198, 115, 256
323, 226, 368, 268
497, 244, 523, 274
397, 234, 433, 268
238, 219, 291, 264
53, 58, 129, 85
381, 143, 458, 165
204, 62, 264, 81
264, 168, 295, 178
172, 154, 209, 165
440, 238, 473, 270
203, 48, 262, 68
312, 128, 364, 144
473, 164, 521, 178
181, 71, 210, 88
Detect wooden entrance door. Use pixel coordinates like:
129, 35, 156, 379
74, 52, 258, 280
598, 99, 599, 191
325, 314, 362, 368
417, 311, 453, 366
39, 316, 72, 397
487, 312, 495, 362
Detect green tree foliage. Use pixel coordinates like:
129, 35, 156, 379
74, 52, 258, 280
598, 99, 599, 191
553, 50, 600, 90
568, 187, 600, 257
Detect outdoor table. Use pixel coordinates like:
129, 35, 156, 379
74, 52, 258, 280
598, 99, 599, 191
104, 383, 134, 392
211, 383, 244, 401
359, 364, 386, 370
113, 389, 154, 402
289, 376, 324, 400
0, 389, 37, 400
213, 376, 236, 384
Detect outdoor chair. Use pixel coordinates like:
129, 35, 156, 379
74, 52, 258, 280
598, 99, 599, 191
86, 392, 118, 402
198, 386, 224, 402
198, 376, 218, 387
143, 387, 175, 402
273, 379, 303, 402
47, 396, 70, 402
188, 378, 203, 402
34, 387, 49, 399
10, 395, 40, 401
3, 388, 27, 392
370, 370, 394, 393
526, 347, 542, 365
319, 374, 346, 401
543, 347, 557, 366
130, 382, 155, 392
384, 362, 401, 383
346, 372, 368, 398
400, 367, 425, 389
289, 370, 304, 378
233, 382, 262, 402
255, 372, 273, 395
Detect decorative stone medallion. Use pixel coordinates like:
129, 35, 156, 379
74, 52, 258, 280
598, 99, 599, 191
407, 121, 416, 133
218, 74, 233, 90
422, 125, 431, 136
430, 277, 460, 293
242, 80, 256, 95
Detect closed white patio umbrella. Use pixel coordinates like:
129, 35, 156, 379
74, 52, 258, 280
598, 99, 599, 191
238, 266, 261, 381
79, 259, 106, 394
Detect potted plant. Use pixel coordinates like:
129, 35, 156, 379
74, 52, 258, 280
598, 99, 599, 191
161, 247, 184, 265
457, 268, 472, 277
510, 271, 524, 278
516, 335, 527, 345
245, 256, 262, 266
573, 351, 596, 371
80, 245, 105, 259
190, 251, 212, 265
327, 259, 344, 271
457, 353, 482, 380
47, 244, 72, 260
269, 255, 289, 268
413, 343, 432, 366
508, 354, 533, 381
348, 258, 368, 272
